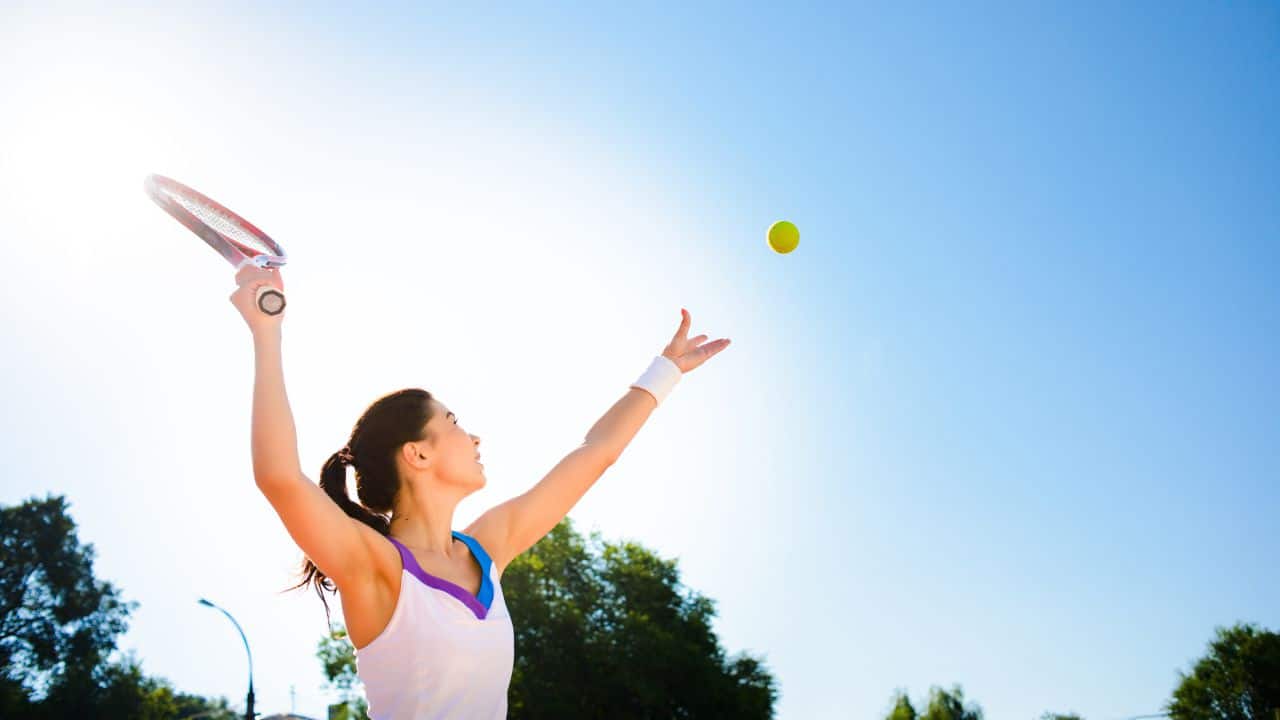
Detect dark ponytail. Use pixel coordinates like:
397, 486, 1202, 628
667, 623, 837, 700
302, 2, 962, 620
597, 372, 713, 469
286, 388, 437, 624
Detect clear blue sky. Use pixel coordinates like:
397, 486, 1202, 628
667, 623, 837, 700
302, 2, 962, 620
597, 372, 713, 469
1, 2, 1276, 718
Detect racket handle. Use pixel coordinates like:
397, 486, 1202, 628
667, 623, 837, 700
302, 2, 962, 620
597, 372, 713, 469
256, 286, 286, 316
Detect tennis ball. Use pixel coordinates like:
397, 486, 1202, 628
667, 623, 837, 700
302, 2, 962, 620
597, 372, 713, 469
767, 220, 800, 254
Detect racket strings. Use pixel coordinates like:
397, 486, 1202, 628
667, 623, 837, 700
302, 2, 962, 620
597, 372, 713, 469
171, 192, 276, 256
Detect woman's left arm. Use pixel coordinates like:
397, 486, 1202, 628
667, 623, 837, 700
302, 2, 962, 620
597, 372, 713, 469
468, 309, 731, 570
585, 309, 731, 458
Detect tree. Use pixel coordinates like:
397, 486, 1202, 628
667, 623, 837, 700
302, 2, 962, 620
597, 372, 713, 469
886, 689, 918, 720
1, 494, 234, 719
505, 518, 777, 718
883, 686, 983, 720
315, 518, 778, 719
316, 624, 368, 720
922, 685, 983, 720
1169, 623, 1280, 720
1, 494, 136, 710
1037, 714, 1083, 720
49, 650, 238, 720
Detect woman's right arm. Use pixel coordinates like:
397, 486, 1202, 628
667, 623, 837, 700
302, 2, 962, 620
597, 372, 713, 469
249, 326, 303, 482
233, 266, 379, 589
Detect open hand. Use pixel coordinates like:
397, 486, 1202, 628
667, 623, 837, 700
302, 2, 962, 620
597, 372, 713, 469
662, 309, 731, 374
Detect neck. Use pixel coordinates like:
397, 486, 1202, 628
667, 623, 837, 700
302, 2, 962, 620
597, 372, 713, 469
389, 484, 464, 556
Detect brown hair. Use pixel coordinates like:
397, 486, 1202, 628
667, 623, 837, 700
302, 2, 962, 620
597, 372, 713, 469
286, 388, 437, 623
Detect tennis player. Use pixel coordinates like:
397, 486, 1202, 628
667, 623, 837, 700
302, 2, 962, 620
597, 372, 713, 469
230, 264, 731, 719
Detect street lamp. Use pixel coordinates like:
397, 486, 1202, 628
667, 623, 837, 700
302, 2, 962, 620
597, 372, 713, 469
198, 598, 255, 720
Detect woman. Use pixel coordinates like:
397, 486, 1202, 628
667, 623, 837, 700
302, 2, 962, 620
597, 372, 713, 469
230, 263, 731, 719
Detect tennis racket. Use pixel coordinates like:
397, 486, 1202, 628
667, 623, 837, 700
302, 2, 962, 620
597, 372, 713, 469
144, 174, 288, 315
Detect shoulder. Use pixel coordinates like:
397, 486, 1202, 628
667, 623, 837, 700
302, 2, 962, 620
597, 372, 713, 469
462, 514, 512, 579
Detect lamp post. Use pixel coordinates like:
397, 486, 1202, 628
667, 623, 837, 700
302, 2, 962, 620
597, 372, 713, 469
198, 598, 255, 720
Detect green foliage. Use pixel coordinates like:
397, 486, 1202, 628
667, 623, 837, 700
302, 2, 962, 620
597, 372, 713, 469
316, 518, 777, 719
503, 518, 777, 719
0, 494, 136, 705
1169, 623, 1280, 720
52, 650, 237, 719
876, 622, 1280, 720
327, 698, 369, 720
886, 689, 918, 720
921, 685, 983, 720
317, 624, 368, 719
0, 494, 233, 719
883, 686, 982, 720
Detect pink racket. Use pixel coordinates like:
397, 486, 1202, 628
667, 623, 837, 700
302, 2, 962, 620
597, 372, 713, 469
144, 174, 288, 315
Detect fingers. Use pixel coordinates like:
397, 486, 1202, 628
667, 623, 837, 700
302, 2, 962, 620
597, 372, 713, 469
695, 338, 731, 361
667, 309, 732, 369
234, 262, 260, 284
235, 264, 282, 290
235, 265, 265, 286
673, 308, 691, 341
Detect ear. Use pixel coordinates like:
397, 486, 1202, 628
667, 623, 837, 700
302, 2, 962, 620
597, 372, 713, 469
401, 441, 431, 469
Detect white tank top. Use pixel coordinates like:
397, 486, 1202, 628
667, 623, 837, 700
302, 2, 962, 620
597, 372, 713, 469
354, 530, 515, 719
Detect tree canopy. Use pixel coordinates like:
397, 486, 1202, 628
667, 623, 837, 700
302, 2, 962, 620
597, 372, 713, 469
1, 494, 234, 719
883, 686, 983, 720
1169, 623, 1280, 720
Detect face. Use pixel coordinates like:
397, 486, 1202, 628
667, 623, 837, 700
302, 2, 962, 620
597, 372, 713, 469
416, 399, 484, 488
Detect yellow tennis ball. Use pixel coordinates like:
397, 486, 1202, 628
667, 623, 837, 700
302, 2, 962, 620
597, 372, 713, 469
767, 220, 800, 254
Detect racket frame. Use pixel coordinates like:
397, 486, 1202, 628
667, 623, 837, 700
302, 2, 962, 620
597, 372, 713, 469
144, 174, 288, 315
144, 174, 288, 269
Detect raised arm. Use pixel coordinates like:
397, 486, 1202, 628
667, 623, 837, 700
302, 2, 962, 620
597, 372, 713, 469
248, 323, 303, 482
231, 265, 380, 590
469, 309, 731, 571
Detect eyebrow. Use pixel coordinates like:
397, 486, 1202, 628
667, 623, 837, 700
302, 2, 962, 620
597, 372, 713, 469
447, 412, 456, 421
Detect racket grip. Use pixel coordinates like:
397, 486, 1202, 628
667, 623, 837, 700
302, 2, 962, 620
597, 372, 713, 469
256, 286, 286, 316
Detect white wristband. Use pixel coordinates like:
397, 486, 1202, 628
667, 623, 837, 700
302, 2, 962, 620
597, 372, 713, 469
630, 355, 682, 406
